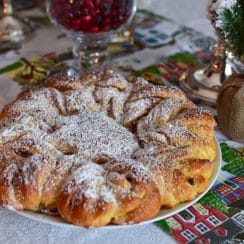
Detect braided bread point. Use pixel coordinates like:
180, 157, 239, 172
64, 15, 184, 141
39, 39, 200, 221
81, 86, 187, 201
45, 74, 81, 90
47, 72, 131, 121
136, 97, 216, 161
0, 88, 66, 135
134, 146, 213, 207
41, 155, 74, 211
136, 98, 195, 146
45, 73, 95, 90
63, 87, 101, 114
0, 134, 59, 211
57, 159, 161, 227
95, 72, 130, 91
56, 162, 117, 227
103, 159, 161, 225
93, 72, 131, 122
122, 79, 187, 128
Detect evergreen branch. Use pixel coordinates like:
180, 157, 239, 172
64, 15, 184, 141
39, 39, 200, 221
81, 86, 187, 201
220, 2, 244, 57
238, 0, 244, 13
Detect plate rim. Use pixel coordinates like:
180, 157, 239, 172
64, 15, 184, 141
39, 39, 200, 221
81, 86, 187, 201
15, 137, 222, 230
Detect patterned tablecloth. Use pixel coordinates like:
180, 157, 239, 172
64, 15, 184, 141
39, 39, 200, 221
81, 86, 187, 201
0, 2, 243, 244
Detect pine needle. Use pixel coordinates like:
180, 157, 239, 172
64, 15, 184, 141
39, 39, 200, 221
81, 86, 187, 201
220, 2, 244, 57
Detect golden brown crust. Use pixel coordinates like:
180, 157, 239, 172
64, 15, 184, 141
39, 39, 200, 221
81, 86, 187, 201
56, 159, 161, 227
0, 72, 217, 227
46, 74, 84, 90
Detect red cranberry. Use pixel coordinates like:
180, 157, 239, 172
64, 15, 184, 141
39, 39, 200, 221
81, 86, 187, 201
48, 0, 133, 33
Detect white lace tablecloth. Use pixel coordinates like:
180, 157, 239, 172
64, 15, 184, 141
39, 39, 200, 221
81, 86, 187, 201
0, 1, 221, 244
0, 207, 175, 244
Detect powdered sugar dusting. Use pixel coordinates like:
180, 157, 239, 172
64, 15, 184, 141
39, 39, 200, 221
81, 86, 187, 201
64, 162, 116, 204
52, 111, 139, 160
